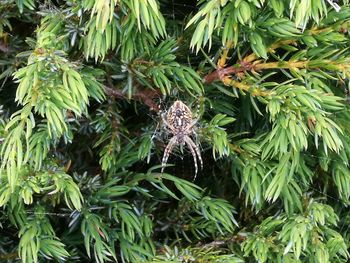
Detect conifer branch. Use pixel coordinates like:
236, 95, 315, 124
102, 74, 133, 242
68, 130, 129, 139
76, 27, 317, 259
105, 86, 161, 112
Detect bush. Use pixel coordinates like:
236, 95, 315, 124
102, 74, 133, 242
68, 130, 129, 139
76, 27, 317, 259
1, 0, 350, 262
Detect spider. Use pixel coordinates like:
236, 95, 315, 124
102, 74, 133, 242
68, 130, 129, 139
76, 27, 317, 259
160, 100, 203, 178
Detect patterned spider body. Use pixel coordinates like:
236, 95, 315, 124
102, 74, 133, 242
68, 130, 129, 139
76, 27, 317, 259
167, 101, 192, 142
161, 100, 203, 177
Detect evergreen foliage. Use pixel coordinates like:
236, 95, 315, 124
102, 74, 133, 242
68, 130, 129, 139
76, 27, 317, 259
1, 0, 350, 262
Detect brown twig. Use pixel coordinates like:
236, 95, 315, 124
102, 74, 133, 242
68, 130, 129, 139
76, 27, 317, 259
0, 252, 18, 260
204, 39, 296, 85
203, 35, 350, 96
0, 41, 9, 53
104, 86, 161, 112
222, 76, 272, 97
204, 61, 252, 84
0, 38, 10, 53
198, 234, 247, 250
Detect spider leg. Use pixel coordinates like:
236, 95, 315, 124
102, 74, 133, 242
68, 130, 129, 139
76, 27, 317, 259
184, 136, 198, 179
151, 122, 160, 141
191, 129, 201, 153
186, 119, 198, 131
185, 135, 203, 171
184, 103, 200, 133
190, 100, 201, 123
158, 101, 173, 131
161, 136, 177, 173
161, 110, 173, 131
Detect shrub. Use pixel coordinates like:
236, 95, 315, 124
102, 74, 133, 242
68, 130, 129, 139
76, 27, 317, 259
1, 0, 350, 262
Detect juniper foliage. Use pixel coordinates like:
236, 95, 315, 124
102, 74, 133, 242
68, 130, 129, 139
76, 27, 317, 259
1, 0, 350, 262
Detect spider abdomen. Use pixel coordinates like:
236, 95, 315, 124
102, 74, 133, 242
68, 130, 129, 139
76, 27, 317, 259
160, 100, 203, 179
167, 100, 193, 132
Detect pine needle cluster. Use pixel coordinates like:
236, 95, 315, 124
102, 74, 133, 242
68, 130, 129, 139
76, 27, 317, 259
1, 0, 350, 262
